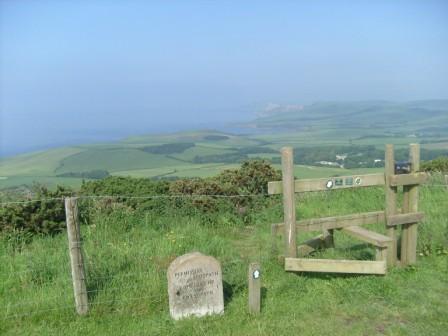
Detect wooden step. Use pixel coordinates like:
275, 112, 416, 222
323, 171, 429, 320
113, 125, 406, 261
285, 258, 386, 275
341, 226, 392, 247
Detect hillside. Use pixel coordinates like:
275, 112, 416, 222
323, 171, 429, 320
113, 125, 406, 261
1, 101, 447, 190
251, 100, 448, 137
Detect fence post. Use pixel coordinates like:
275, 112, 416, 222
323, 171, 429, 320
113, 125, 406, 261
65, 197, 88, 315
401, 144, 420, 265
281, 147, 297, 258
385, 145, 398, 266
248, 263, 261, 314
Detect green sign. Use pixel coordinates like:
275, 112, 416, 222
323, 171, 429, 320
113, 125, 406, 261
345, 177, 353, 186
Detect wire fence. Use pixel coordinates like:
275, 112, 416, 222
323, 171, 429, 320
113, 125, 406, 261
1, 180, 447, 321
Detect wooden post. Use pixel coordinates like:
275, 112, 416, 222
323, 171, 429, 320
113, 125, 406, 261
281, 147, 297, 258
401, 144, 420, 265
385, 145, 398, 266
65, 197, 88, 315
248, 263, 261, 314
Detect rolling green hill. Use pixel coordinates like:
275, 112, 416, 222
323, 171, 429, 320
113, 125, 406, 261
1, 101, 447, 190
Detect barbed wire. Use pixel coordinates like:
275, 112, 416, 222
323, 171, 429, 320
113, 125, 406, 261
2, 184, 447, 206
0, 193, 275, 206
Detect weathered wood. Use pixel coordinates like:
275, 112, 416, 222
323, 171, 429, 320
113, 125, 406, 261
285, 258, 387, 275
323, 229, 334, 248
401, 144, 420, 265
341, 226, 392, 247
281, 147, 297, 258
400, 184, 410, 262
268, 173, 385, 195
385, 144, 398, 266
297, 234, 331, 257
248, 263, 261, 314
389, 172, 427, 187
387, 212, 424, 227
65, 197, 88, 315
375, 247, 388, 262
273, 211, 385, 233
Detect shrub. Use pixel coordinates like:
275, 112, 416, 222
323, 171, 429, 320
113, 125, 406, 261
421, 156, 448, 173
57, 169, 110, 179
0, 185, 73, 237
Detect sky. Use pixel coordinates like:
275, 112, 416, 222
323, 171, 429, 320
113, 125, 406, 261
1, 0, 447, 156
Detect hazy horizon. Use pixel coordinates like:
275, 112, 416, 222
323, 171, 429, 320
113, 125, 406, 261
1, 1, 447, 156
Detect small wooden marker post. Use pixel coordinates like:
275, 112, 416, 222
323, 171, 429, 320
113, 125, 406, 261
248, 263, 261, 314
65, 197, 88, 315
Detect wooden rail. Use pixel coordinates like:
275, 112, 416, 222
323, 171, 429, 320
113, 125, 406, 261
268, 173, 385, 194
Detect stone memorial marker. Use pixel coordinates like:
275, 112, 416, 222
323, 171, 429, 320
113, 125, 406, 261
167, 252, 224, 320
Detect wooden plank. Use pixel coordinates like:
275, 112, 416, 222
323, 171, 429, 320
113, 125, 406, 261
342, 226, 392, 247
387, 212, 424, 227
385, 144, 398, 266
297, 234, 330, 257
248, 263, 261, 314
285, 258, 387, 275
401, 144, 420, 265
65, 197, 89, 315
268, 173, 385, 195
389, 172, 427, 187
375, 246, 388, 262
273, 211, 385, 233
281, 147, 297, 258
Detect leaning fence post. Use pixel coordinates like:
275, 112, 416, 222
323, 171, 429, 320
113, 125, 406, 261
281, 147, 297, 258
65, 197, 88, 315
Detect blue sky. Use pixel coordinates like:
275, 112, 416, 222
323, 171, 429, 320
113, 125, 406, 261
1, 0, 447, 155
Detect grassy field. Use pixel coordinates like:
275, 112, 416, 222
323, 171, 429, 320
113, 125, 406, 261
1, 184, 447, 335
1, 100, 447, 190
1, 127, 438, 191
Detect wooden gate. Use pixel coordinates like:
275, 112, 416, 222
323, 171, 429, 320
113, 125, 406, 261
268, 144, 426, 275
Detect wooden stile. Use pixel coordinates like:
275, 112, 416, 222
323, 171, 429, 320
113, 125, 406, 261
269, 143, 424, 275
65, 197, 88, 315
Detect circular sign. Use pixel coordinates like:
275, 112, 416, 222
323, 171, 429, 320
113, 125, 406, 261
253, 269, 260, 279
355, 177, 362, 185
326, 180, 334, 189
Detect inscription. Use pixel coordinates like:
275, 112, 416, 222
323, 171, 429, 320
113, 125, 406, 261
168, 252, 224, 319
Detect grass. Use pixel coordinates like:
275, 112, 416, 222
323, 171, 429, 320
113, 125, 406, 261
1, 185, 447, 335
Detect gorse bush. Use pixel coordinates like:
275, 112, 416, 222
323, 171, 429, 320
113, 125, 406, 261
421, 156, 448, 173
0, 160, 281, 238
0, 185, 73, 238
